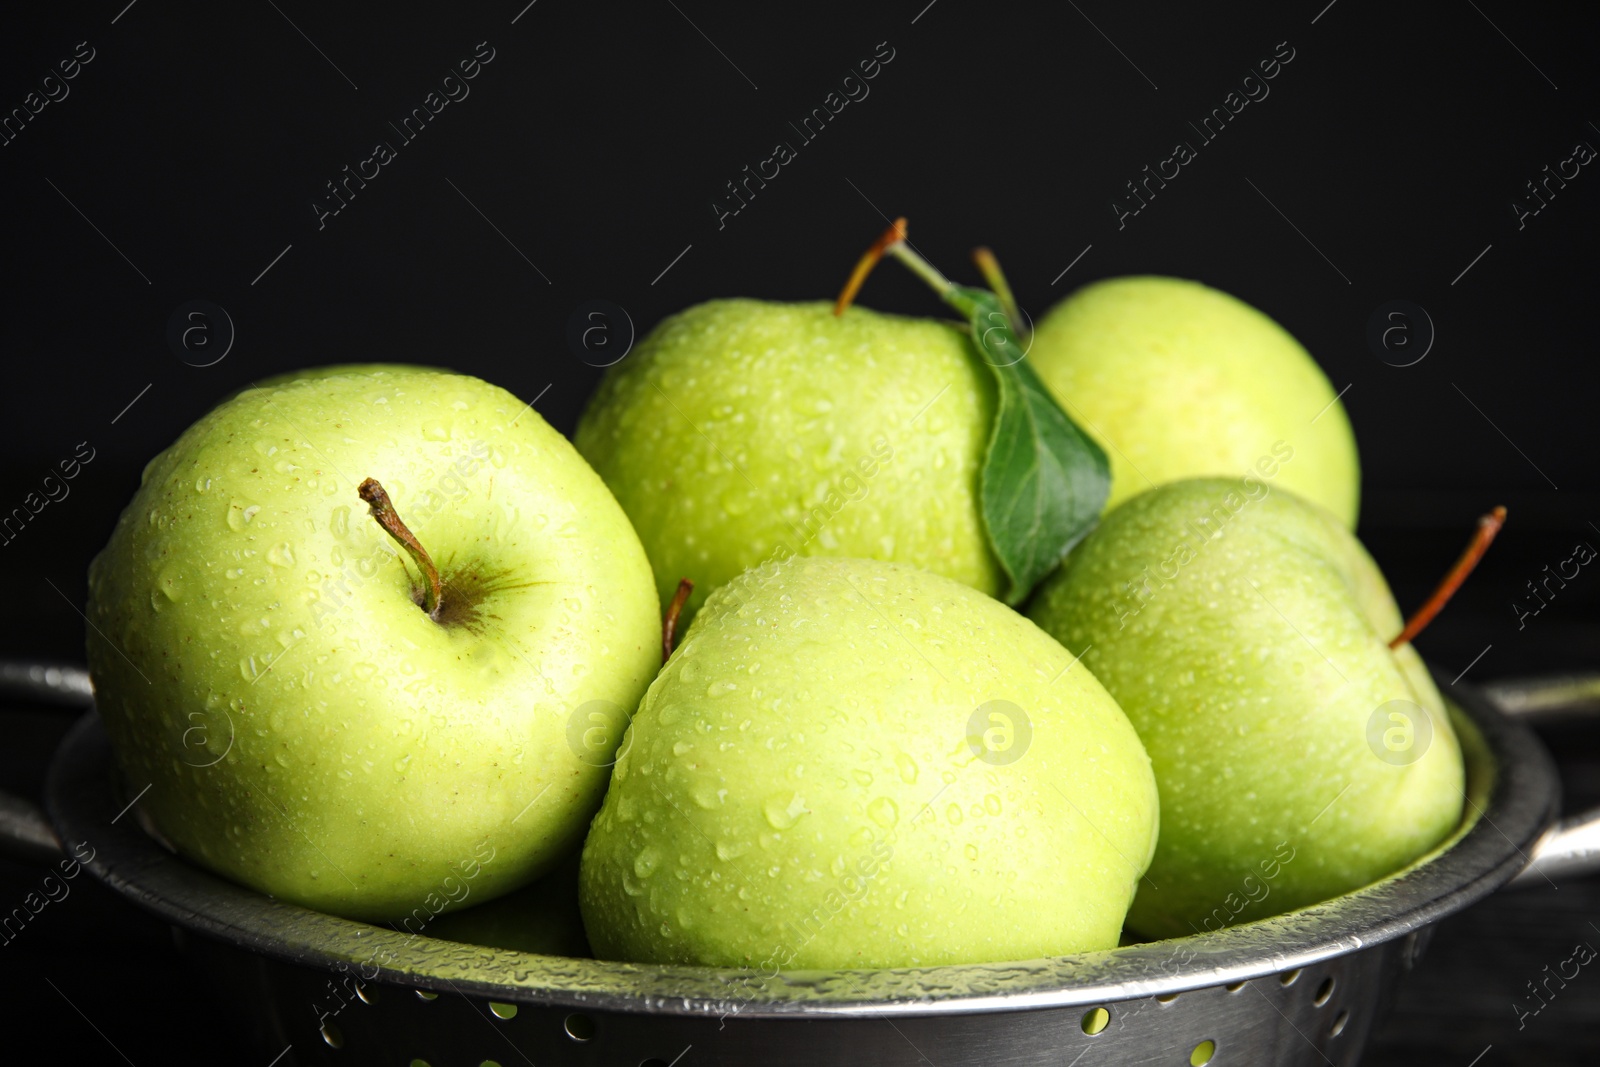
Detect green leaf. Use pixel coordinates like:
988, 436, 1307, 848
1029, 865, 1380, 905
943, 285, 1110, 604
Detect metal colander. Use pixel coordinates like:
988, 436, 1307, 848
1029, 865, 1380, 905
4, 662, 1597, 1066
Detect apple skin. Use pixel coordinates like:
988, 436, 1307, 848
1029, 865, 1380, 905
427, 852, 591, 957
1028, 276, 1360, 527
579, 556, 1158, 968
1027, 479, 1463, 938
574, 299, 1000, 624
85, 366, 662, 921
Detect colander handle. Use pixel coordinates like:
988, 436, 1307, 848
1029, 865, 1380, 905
0, 662, 93, 865
1483, 674, 1600, 887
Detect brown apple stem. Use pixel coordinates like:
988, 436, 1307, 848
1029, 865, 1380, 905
1389, 506, 1507, 649
663, 578, 694, 661
972, 247, 1025, 337
358, 478, 443, 618
834, 217, 909, 316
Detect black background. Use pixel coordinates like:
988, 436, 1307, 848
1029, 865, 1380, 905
1, 1, 1597, 1063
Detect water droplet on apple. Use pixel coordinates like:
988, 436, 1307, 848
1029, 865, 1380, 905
330, 506, 349, 538
194, 477, 211, 493
867, 796, 899, 829
762, 791, 807, 829
984, 794, 1002, 816
267, 542, 295, 567
946, 803, 964, 826
706, 680, 738, 697
633, 848, 661, 878
422, 420, 451, 441
715, 839, 750, 861
895, 753, 919, 784
852, 769, 873, 787
964, 843, 979, 861
227, 500, 261, 531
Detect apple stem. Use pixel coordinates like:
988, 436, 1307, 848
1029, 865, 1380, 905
663, 578, 694, 661
972, 247, 1025, 338
1389, 506, 1507, 650
358, 478, 443, 619
834, 218, 1005, 326
833, 217, 910, 316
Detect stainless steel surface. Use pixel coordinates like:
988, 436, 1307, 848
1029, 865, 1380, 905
0, 791, 61, 865
1510, 808, 1600, 889
17, 664, 1576, 1067
1480, 674, 1600, 889
1483, 673, 1600, 722
0, 661, 88, 863
0, 661, 94, 708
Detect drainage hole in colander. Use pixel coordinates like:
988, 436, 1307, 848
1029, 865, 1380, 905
320, 1022, 343, 1049
1329, 1010, 1350, 1037
1190, 1040, 1217, 1066
1313, 977, 1335, 1006
565, 1013, 598, 1041
1223, 981, 1245, 992
489, 1002, 518, 1020
1279, 968, 1302, 986
1080, 1007, 1111, 1035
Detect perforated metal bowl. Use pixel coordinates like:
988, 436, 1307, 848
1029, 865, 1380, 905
5, 663, 1598, 1067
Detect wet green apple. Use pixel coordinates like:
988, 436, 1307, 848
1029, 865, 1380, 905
1027, 479, 1463, 938
86, 366, 662, 921
580, 556, 1158, 968
574, 299, 1000, 624
1028, 276, 1360, 526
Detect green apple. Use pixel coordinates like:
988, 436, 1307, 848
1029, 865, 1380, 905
1027, 479, 1463, 938
427, 853, 591, 957
579, 556, 1158, 968
1028, 276, 1360, 527
86, 365, 662, 921
574, 299, 1000, 624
